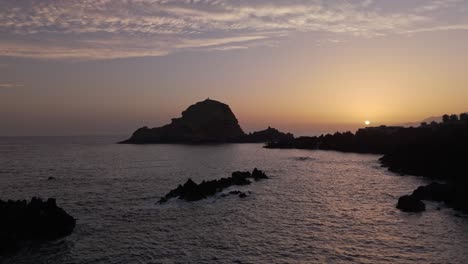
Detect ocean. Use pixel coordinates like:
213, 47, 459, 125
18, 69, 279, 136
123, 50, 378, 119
1, 136, 467, 263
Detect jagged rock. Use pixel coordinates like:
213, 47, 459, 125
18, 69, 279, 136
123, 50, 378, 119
396, 195, 426, 212
252, 168, 268, 181
0, 197, 76, 256
159, 169, 268, 203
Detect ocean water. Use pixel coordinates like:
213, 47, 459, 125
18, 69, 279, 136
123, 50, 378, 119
1, 136, 467, 264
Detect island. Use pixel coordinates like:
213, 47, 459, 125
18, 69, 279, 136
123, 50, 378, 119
120, 99, 293, 144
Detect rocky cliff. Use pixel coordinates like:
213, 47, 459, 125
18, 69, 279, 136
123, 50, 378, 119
121, 99, 246, 143
121, 99, 294, 144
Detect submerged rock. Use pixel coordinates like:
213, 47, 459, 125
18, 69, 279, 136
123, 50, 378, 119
228, 190, 248, 198
159, 168, 268, 203
396, 195, 426, 212
0, 197, 76, 255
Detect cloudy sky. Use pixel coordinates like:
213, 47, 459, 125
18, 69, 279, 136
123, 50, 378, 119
1, 0, 468, 136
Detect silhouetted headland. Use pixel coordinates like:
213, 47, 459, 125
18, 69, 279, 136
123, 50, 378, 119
0, 198, 76, 256
159, 168, 268, 203
266, 113, 468, 213
120, 99, 293, 144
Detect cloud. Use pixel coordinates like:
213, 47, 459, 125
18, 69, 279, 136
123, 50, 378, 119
0, 83, 24, 88
404, 24, 468, 34
414, 0, 462, 13
0, 0, 466, 60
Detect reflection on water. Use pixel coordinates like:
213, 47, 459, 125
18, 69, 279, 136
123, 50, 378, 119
1, 136, 467, 263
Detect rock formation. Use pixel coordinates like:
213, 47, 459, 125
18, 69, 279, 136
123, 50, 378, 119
396, 195, 426, 212
0, 197, 76, 256
121, 99, 245, 143
159, 168, 268, 203
120, 99, 292, 144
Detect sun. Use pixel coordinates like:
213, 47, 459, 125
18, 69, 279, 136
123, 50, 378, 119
365, 120, 371, 126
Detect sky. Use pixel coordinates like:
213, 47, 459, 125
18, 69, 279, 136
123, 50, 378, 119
1, 0, 468, 136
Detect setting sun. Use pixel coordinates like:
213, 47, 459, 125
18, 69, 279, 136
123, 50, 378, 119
365, 120, 371, 126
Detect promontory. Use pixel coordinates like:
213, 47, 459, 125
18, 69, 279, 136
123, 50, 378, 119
120, 99, 293, 144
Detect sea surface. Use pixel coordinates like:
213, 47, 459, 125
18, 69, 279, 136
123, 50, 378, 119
1, 136, 467, 264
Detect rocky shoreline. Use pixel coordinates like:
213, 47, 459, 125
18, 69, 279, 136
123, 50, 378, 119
266, 114, 468, 213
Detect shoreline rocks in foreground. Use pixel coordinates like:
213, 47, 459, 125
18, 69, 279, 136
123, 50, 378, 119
396, 182, 468, 213
159, 168, 268, 203
0, 197, 76, 256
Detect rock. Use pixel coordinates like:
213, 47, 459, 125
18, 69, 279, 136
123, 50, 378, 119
235, 126, 294, 143
252, 168, 268, 181
0, 197, 76, 256
159, 169, 268, 203
178, 179, 207, 201
412, 182, 453, 202
227, 190, 247, 198
121, 99, 245, 143
120, 99, 293, 144
231, 171, 252, 185
48, 176, 56, 180
396, 195, 426, 212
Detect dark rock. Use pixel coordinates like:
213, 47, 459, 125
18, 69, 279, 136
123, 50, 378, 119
231, 171, 252, 185
396, 195, 426, 212
120, 99, 293, 144
48, 176, 56, 180
412, 182, 453, 202
235, 126, 294, 143
159, 169, 268, 203
252, 168, 268, 181
121, 99, 245, 143
227, 190, 247, 198
0, 197, 76, 256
